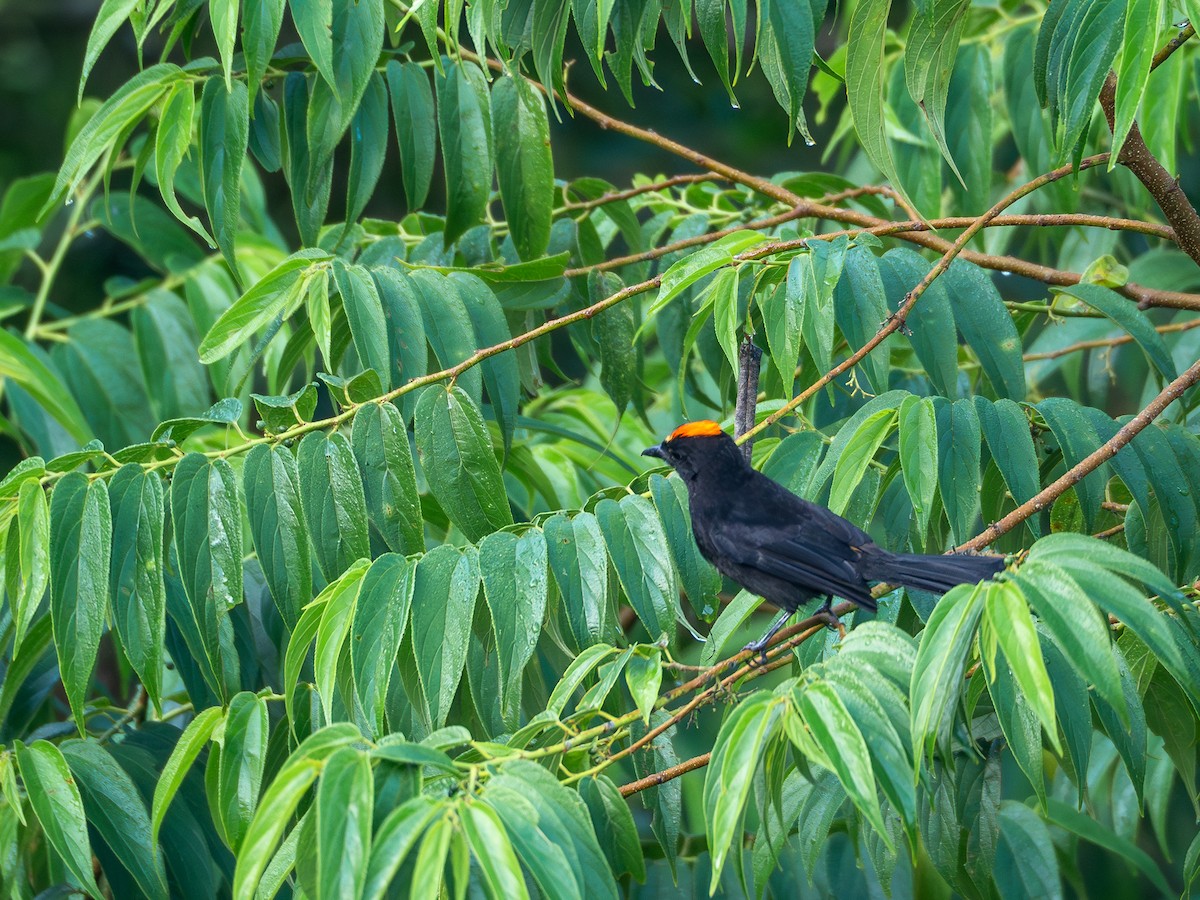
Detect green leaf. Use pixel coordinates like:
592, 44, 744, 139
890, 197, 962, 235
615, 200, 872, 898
596, 494, 680, 644
107, 465, 166, 713
133, 290, 211, 423
51, 63, 184, 209
60, 738, 167, 898
981, 581, 1059, 751
335, 259, 392, 390
408, 270, 483, 408
845, 0, 913, 210
292, 0, 335, 90
649, 231, 764, 316
911, 582, 986, 764
794, 680, 892, 846
709, 267, 741, 375
546, 643, 618, 717
170, 453, 243, 702
1015, 560, 1125, 719
11, 479, 49, 652
1048, 0, 1126, 159
760, 0, 816, 144
760, 272, 802, 398
486, 760, 614, 900
833, 246, 892, 394
898, 396, 938, 536
829, 407, 896, 517
704, 693, 782, 890
386, 60, 436, 210
544, 512, 612, 648
352, 554, 416, 736
591, 271, 637, 416
297, 431, 371, 583
411, 545, 481, 729
1056, 283, 1177, 382
370, 267, 428, 419
1038, 397, 1108, 530
0, 329, 92, 444
251, 384, 318, 435
362, 797, 445, 900
935, 397, 982, 545
974, 397, 1042, 535
448, 272, 521, 454
880, 248, 958, 396
198, 77, 249, 270
151, 397, 243, 446
697, 0, 737, 106
904, 0, 971, 186
243, 0, 285, 107
351, 401, 424, 555
243, 444, 311, 630
995, 802, 1062, 900
344, 71, 389, 231
625, 646, 663, 725
209, 0, 238, 89
212, 692, 269, 853
1045, 797, 1171, 895
50, 473, 111, 734
151, 705, 225, 846
461, 801, 529, 900
283, 72, 333, 244
1109, 0, 1161, 165
649, 474, 722, 623
314, 747, 373, 899
480, 529, 549, 728
414, 385, 513, 542
492, 74, 553, 261
78, 0, 140, 101
57, 319, 154, 449
199, 249, 331, 363
942, 260, 1025, 399
304, 0, 383, 177
232, 724, 363, 900
437, 60, 493, 245
15, 740, 103, 897
579, 775, 645, 882
154, 82, 211, 242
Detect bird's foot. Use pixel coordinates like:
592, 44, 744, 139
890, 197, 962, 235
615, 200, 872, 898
815, 606, 846, 641
741, 636, 770, 668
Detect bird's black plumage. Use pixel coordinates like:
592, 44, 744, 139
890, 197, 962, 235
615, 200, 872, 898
643, 421, 1006, 652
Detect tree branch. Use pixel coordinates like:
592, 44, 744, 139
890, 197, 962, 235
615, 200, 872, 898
619, 752, 711, 797
1098, 25, 1200, 267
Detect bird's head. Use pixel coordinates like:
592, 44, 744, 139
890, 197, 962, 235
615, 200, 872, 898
642, 421, 746, 482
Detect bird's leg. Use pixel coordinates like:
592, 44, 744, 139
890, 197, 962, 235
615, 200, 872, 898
815, 596, 846, 640
742, 609, 793, 666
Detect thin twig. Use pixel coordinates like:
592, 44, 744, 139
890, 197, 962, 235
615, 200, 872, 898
619, 752, 711, 797
1023, 317, 1200, 361
560, 174, 723, 212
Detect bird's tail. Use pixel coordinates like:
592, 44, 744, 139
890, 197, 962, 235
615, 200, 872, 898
864, 550, 1006, 595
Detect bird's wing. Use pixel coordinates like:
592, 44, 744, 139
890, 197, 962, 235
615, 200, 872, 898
707, 520, 876, 608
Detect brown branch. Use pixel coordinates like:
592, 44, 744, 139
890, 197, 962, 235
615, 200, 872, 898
1023, 317, 1200, 362
619, 752, 711, 797
960, 355, 1200, 551
561, 174, 723, 212
1098, 26, 1200, 267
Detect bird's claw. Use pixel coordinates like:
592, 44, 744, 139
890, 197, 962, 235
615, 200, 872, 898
816, 608, 846, 640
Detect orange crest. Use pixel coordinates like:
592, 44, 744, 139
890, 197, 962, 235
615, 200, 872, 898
668, 420, 724, 441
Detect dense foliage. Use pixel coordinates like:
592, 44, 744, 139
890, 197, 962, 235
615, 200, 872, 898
1, 0, 1200, 896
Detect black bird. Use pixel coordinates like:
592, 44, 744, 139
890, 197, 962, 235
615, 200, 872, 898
643, 421, 1006, 655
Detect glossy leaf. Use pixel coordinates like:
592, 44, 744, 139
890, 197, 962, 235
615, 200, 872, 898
107, 465, 166, 712
386, 60, 436, 210
297, 431, 371, 583
414, 385, 513, 541
15, 740, 103, 897
243, 444, 311, 630
49, 473, 111, 734
411, 545, 480, 729
492, 74, 553, 261
597, 494, 680, 644
436, 60, 493, 245
351, 401, 424, 555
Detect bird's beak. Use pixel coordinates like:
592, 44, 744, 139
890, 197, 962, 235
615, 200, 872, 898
642, 444, 665, 459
